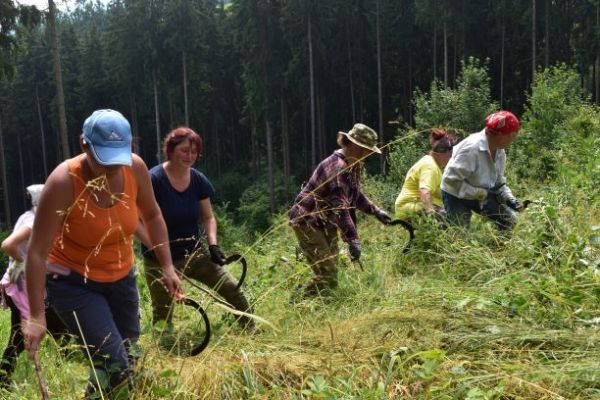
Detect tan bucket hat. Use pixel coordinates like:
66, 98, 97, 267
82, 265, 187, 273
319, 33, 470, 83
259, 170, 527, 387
338, 123, 381, 154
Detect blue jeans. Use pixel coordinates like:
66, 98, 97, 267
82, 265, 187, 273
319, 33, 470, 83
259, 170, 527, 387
442, 190, 517, 230
47, 268, 140, 395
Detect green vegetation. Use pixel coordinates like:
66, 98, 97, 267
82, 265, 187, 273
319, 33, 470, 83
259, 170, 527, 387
0, 1, 598, 397
413, 58, 498, 135
0, 65, 599, 399
515, 64, 600, 183
3, 181, 597, 399
3, 0, 600, 228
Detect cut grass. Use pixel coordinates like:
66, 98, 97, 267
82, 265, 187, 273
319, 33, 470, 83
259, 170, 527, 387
0, 186, 598, 399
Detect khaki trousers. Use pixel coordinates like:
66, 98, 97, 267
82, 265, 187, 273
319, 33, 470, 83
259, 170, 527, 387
293, 224, 340, 293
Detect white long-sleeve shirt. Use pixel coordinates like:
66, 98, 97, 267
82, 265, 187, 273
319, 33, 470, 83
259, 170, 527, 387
441, 129, 514, 201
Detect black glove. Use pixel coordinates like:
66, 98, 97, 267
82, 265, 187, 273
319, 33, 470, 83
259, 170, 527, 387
348, 242, 361, 261
208, 245, 226, 265
375, 209, 392, 225
506, 197, 523, 211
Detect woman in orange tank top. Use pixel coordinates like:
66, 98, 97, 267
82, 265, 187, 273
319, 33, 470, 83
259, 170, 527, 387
23, 109, 182, 398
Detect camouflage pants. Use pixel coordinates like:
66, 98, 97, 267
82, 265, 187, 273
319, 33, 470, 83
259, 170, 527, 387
293, 224, 340, 294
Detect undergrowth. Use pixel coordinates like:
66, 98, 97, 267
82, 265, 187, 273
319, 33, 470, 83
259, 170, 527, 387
0, 63, 598, 399
0, 175, 598, 399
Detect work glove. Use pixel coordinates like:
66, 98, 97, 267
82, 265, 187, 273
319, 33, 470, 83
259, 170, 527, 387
431, 205, 446, 215
208, 245, 226, 265
8, 261, 24, 284
375, 209, 392, 225
473, 188, 488, 201
506, 197, 523, 211
348, 241, 362, 261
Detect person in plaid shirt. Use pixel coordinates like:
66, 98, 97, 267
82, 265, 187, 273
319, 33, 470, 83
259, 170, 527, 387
289, 123, 392, 297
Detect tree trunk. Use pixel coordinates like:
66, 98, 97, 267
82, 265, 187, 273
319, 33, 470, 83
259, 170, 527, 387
153, 69, 161, 163
408, 54, 413, 124
544, 0, 549, 68
251, 122, 259, 179
443, 9, 448, 87
358, 92, 364, 123
452, 25, 457, 85
433, 25, 437, 81
17, 135, 25, 210
230, 114, 237, 163
596, 55, 600, 104
308, 15, 317, 169
594, 3, 600, 104
318, 93, 326, 158
265, 118, 275, 214
303, 103, 309, 176
212, 113, 221, 178
168, 90, 174, 128
461, 0, 466, 59
281, 95, 290, 197
48, 0, 70, 159
35, 84, 48, 178
346, 20, 356, 123
316, 89, 323, 159
54, 121, 61, 166
532, 0, 536, 81
0, 113, 11, 228
183, 50, 189, 126
376, 0, 385, 173
500, 17, 505, 108
27, 146, 33, 183
130, 94, 140, 155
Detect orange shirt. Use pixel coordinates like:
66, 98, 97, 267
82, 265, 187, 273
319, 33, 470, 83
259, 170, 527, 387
48, 154, 138, 282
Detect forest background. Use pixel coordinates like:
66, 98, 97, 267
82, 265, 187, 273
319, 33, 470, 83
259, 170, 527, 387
0, 1, 599, 399
0, 0, 599, 232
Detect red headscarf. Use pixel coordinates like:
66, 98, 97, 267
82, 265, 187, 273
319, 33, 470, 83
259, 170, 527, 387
485, 111, 520, 134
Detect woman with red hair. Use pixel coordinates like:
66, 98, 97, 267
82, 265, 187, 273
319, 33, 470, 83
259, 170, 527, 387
140, 127, 254, 332
441, 111, 522, 229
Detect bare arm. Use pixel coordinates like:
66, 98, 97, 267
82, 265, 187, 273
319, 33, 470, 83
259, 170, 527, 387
25, 162, 73, 356
418, 164, 439, 213
1, 226, 32, 262
132, 154, 182, 298
134, 220, 152, 249
419, 189, 435, 212
199, 198, 218, 246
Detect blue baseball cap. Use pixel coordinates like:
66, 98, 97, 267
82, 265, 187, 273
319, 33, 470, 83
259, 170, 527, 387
82, 109, 132, 166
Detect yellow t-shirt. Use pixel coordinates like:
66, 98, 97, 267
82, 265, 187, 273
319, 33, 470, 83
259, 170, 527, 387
394, 155, 443, 219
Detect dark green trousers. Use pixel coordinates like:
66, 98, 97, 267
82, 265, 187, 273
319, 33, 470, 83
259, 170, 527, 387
142, 254, 254, 329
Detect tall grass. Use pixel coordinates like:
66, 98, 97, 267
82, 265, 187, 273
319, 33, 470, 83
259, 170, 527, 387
1, 63, 598, 399
1, 175, 597, 399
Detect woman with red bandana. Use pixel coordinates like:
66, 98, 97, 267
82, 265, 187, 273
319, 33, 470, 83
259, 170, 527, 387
441, 111, 522, 230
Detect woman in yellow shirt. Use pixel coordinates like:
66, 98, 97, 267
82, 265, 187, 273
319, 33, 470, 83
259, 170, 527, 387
395, 129, 455, 220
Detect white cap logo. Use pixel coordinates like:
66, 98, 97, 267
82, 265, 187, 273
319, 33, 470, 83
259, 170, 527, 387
107, 130, 123, 141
